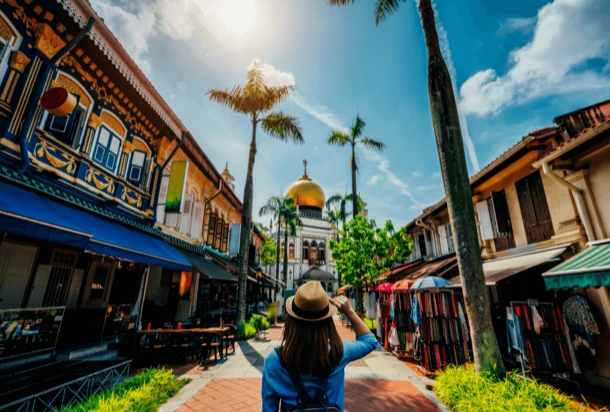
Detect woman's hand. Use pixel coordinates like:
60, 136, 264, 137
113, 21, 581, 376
330, 296, 353, 315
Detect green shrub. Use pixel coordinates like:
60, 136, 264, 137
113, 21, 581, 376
266, 304, 277, 325
251, 314, 270, 332
435, 366, 588, 411
63, 368, 189, 412
236, 322, 257, 340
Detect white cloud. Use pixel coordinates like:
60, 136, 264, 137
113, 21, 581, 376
249, 59, 296, 88
460, 0, 610, 117
497, 17, 537, 36
312, 145, 319, 153
367, 175, 381, 186
412, 171, 422, 178
432, 172, 441, 179
170, 94, 176, 100
177, 81, 188, 92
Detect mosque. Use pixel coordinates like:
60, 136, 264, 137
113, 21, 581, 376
267, 160, 339, 293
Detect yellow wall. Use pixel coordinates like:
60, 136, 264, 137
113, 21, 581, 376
584, 148, 610, 238
540, 170, 578, 235
504, 183, 528, 248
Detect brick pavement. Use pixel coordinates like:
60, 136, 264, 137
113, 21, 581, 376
164, 318, 446, 412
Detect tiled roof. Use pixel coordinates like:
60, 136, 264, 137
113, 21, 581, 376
0, 165, 213, 256
537, 118, 610, 162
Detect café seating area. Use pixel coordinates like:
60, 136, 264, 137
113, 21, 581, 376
134, 322, 237, 367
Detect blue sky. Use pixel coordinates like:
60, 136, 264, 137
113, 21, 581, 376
91, 0, 610, 227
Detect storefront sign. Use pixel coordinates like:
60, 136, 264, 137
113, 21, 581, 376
0, 307, 65, 360
166, 161, 189, 213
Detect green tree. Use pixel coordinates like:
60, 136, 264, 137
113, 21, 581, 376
208, 61, 304, 324
259, 238, 277, 267
327, 116, 385, 219
259, 196, 287, 287
330, 216, 411, 312
328, 0, 505, 374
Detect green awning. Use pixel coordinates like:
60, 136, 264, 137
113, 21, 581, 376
543, 241, 610, 290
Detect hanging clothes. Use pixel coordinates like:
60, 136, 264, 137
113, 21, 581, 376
411, 296, 422, 325
389, 326, 400, 348
376, 300, 383, 338
365, 292, 377, 319
532, 306, 544, 335
506, 307, 526, 364
457, 302, 469, 342
563, 295, 599, 356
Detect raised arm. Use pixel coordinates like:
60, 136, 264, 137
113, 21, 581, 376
330, 296, 369, 337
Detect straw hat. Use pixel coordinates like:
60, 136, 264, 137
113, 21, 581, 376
286, 281, 336, 322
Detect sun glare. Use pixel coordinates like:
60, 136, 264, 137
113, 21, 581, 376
215, 0, 257, 35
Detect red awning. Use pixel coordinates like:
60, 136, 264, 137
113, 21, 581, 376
392, 279, 414, 291
375, 282, 394, 292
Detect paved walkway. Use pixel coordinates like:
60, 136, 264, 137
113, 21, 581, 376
161, 319, 447, 412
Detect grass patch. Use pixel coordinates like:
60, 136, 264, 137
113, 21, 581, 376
435, 366, 592, 412
63, 368, 189, 412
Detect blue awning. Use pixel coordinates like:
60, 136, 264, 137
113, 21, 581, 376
0, 180, 191, 272
0, 180, 91, 247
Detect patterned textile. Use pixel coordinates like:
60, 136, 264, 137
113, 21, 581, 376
563, 295, 599, 356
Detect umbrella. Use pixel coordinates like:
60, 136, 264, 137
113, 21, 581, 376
392, 279, 414, 291
375, 282, 394, 293
411, 276, 452, 290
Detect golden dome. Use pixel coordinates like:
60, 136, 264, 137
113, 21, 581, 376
286, 161, 326, 210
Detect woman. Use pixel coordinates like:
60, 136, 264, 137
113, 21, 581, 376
262, 281, 379, 411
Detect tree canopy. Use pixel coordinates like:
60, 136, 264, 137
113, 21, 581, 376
259, 238, 277, 266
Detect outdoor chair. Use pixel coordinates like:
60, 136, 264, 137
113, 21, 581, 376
139, 333, 167, 366
175, 333, 197, 364
224, 324, 237, 355
199, 332, 222, 365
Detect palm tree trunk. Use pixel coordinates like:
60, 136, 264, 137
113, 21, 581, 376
283, 228, 289, 284
237, 120, 257, 324
351, 142, 358, 218
419, 0, 505, 375
275, 217, 281, 292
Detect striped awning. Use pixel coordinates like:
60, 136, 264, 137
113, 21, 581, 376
543, 240, 610, 290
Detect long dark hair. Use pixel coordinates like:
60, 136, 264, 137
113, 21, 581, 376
279, 315, 344, 377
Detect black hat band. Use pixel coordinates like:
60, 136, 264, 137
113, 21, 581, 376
292, 299, 330, 320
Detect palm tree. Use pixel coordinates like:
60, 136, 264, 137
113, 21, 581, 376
327, 0, 505, 374
259, 196, 285, 290
208, 61, 304, 323
280, 199, 303, 285
327, 116, 384, 218
326, 192, 362, 232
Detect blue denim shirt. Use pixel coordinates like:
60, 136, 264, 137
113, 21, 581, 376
262, 333, 380, 411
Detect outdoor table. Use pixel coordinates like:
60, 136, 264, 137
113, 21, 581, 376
137, 327, 231, 359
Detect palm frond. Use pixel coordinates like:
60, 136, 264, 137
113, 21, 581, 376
374, 0, 405, 26
327, 0, 355, 5
267, 85, 295, 107
260, 112, 304, 144
351, 115, 366, 138
259, 196, 281, 217
326, 193, 344, 209
207, 86, 248, 114
327, 131, 350, 146
361, 137, 386, 152
245, 60, 266, 94
345, 193, 364, 213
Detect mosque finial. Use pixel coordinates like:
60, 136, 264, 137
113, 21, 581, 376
303, 159, 308, 176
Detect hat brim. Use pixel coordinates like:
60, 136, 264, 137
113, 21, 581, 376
285, 296, 337, 322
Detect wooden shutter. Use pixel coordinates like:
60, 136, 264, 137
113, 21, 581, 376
515, 178, 537, 228
221, 223, 229, 252
491, 190, 513, 234
190, 201, 204, 239
202, 207, 211, 241
476, 201, 495, 241
156, 175, 169, 224
206, 212, 216, 245
214, 216, 223, 250
528, 172, 552, 224
438, 225, 449, 255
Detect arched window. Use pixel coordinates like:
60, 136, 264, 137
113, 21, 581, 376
302, 240, 309, 261
91, 111, 126, 173
318, 241, 326, 263
126, 137, 151, 188
310, 241, 318, 262
288, 241, 295, 259
0, 13, 22, 91
40, 72, 92, 150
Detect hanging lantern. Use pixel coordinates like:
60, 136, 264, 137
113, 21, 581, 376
40, 87, 77, 117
